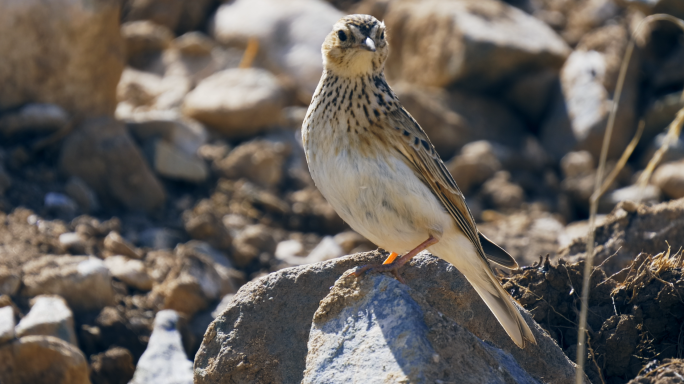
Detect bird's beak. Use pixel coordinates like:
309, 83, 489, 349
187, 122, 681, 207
361, 37, 376, 52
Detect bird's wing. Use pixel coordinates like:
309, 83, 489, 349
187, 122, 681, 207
382, 107, 489, 263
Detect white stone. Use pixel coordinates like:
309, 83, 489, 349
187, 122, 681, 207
275, 240, 304, 260
15, 296, 77, 345
305, 237, 343, 264
129, 310, 193, 384
211, 0, 343, 102
58, 232, 86, 248
104, 256, 153, 291
0, 306, 15, 344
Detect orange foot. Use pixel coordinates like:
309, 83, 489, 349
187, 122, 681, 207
382, 252, 399, 265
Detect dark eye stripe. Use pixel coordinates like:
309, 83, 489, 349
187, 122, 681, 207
380, 30, 384, 40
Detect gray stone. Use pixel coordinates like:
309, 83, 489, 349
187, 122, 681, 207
540, 24, 639, 160
15, 295, 77, 345
65, 177, 100, 213
121, 20, 173, 67
130, 310, 193, 384
446, 140, 502, 194
561, 150, 594, 178
0, 0, 124, 120
139, 227, 183, 250
0, 103, 69, 138
231, 224, 277, 267
215, 139, 290, 189
153, 139, 208, 183
379, 0, 570, 89
598, 184, 662, 213
194, 252, 580, 384
0, 336, 90, 384
211, 0, 343, 102
0, 306, 15, 344
304, 274, 541, 383
104, 256, 153, 291
44, 192, 78, 216
21, 255, 115, 312
59, 117, 166, 213
183, 68, 287, 139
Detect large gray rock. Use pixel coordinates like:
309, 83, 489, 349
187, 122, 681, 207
104, 256, 153, 291
59, 117, 166, 213
183, 68, 288, 139
0, 0, 124, 120
130, 310, 193, 384
194, 252, 581, 384
375, 0, 570, 89
0, 335, 90, 384
305, 274, 540, 383
20, 255, 115, 312
15, 295, 77, 345
211, 0, 343, 102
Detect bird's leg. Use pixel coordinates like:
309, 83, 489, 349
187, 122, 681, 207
352, 236, 439, 281
382, 252, 399, 265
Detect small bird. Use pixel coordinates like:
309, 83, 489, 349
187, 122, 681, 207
302, 14, 536, 348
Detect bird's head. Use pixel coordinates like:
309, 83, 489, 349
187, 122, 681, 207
322, 14, 388, 77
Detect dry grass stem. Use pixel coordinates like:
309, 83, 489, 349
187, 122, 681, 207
239, 37, 260, 68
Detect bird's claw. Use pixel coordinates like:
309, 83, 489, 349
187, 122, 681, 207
349, 262, 406, 284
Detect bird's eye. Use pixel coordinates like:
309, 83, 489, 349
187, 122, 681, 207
380, 30, 384, 40
337, 30, 347, 42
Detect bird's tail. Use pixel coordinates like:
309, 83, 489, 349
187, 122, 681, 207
460, 262, 536, 348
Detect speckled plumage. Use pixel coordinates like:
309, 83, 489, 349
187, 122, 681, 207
302, 14, 536, 348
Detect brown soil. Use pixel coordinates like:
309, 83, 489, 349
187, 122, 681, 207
505, 250, 684, 384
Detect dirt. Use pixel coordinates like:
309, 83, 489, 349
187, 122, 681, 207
505, 249, 684, 384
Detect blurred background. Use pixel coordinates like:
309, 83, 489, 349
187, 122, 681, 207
0, 0, 683, 382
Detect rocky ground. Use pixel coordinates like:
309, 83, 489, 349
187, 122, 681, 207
0, 0, 684, 383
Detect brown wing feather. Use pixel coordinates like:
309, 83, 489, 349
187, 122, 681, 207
382, 107, 488, 263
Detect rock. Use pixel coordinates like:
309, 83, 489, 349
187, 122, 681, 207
183, 207, 233, 251
130, 310, 193, 384
174, 32, 215, 56
65, 177, 100, 213
275, 239, 305, 261
540, 24, 639, 160
44, 192, 78, 217
0, 103, 70, 139
561, 150, 594, 178
149, 244, 235, 317
15, 295, 77, 345
92, 306, 150, 361
194, 252, 579, 384
479, 210, 566, 267
123, 0, 214, 33
59, 117, 166, 213
21, 255, 115, 312
627, 359, 684, 384
139, 227, 184, 250
379, 0, 570, 89
557, 215, 608, 249
643, 92, 684, 146
104, 256, 153, 291
0, 164, 10, 196
0, 335, 90, 384
641, 132, 684, 169
215, 140, 290, 189
558, 198, 684, 274
0, 266, 20, 296
0, 306, 15, 344
652, 160, 684, 199
90, 347, 136, 384
332, 231, 374, 254
127, 117, 208, 157
0, 0, 124, 120
121, 20, 173, 68
598, 184, 662, 213
447, 141, 503, 194
183, 68, 288, 139
104, 231, 142, 259
481, 171, 526, 210
211, 0, 343, 102
304, 274, 541, 383
304, 236, 344, 263
392, 84, 528, 157
231, 224, 277, 267
153, 139, 208, 183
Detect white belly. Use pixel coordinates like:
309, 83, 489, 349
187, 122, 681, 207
307, 146, 452, 254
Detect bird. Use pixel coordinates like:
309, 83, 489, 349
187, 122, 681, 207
301, 14, 536, 349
